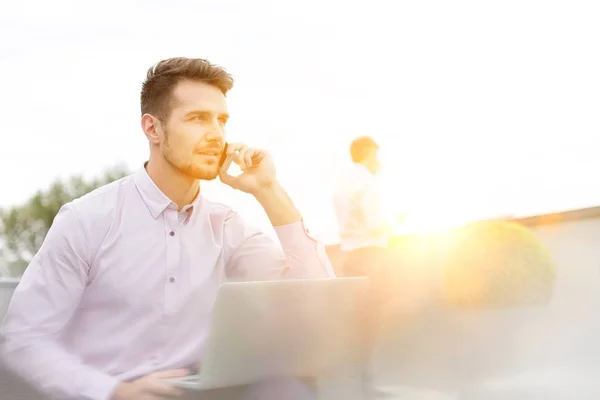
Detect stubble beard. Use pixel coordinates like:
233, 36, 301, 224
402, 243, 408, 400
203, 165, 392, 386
162, 134, 219, 181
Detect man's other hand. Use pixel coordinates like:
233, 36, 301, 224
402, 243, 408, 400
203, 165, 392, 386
111, 369, 189, 400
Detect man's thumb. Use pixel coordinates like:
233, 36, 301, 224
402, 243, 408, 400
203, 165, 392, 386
219, 170, 238, 188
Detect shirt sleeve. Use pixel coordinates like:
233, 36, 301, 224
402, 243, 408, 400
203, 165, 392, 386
0, 203, 121, 400
223, 212, 335, 281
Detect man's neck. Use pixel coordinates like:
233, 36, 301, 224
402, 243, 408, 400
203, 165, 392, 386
145, 158, 199, 211
356, 161, 376, 175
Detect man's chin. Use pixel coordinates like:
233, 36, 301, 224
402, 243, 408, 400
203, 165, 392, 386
199, 173, 219, 181
188, 167, 219, 181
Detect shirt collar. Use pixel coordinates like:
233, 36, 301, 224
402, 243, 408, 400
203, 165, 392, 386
134, 163, 202, 220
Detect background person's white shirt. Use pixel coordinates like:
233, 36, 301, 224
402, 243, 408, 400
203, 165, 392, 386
333, 163, 390, 251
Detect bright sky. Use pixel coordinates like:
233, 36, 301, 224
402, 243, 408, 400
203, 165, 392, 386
1, 0, 599, 243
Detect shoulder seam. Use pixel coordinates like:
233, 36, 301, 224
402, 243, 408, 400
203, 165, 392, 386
64, 202, 94, 273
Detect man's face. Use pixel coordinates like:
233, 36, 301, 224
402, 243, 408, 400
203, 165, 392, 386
365, 148, 380, 174
157, 80, 229, 180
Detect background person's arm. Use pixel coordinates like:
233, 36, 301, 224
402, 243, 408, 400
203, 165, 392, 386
0, 204, 120, 400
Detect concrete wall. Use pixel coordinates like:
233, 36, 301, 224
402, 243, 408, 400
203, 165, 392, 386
521, 218, 600, 367
529, 218, 600, 307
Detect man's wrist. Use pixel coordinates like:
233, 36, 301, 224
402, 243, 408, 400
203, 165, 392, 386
252, 181, 302, 226
251, 180, 282, 202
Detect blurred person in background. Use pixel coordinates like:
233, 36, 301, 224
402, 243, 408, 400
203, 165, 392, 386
333, 136, 393, 277
0, 57, 334, 400
332, 136, 398, 399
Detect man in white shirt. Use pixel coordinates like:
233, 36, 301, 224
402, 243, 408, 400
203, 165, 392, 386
333, 136, 396, 399
0, 57, 334, 400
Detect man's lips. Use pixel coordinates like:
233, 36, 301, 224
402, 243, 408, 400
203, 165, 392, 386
197, 149, 223, 156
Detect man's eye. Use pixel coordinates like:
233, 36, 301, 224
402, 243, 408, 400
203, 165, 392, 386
218, 118, 228, 125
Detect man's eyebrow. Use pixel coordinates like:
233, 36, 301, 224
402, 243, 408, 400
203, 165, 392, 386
184, 110, 229, 119
184, 110, 211, 117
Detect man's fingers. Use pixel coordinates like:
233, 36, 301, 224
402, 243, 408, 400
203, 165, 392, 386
223, 143, 266, 170
235, 149, 249, 170
226, 142, 244, 153
225, 143, 250, 169
234, 151, 246, 170
144, 381, 185, 398
147, 368, 190, 379
143, 369, 189, 398
219, 169, 239, 189
236, 147, 261, 170
243, 149, 254, 169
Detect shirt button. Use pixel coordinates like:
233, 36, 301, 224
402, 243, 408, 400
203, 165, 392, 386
169, 231, 175, 236
169, 277, 175, 283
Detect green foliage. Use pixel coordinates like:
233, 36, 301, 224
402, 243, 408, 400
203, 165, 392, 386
0, 165, 130, 277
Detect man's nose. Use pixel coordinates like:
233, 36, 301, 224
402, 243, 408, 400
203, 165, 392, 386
204, 127, 225, 143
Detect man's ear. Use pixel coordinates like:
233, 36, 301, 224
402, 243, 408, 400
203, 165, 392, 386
141, 114, 162, 145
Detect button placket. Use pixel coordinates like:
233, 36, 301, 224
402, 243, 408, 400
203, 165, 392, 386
164, 210, 181, 314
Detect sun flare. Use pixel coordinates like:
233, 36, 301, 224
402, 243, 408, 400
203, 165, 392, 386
378, 171, 484, 235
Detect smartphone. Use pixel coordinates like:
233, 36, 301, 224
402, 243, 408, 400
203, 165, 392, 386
218, 143, 229, 169
218, 142, 237, 174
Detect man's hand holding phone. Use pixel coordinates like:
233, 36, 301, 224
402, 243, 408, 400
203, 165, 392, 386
218, 142, 277, 195
218, 142, 302, 226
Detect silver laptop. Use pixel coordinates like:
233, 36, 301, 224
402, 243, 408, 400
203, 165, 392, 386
162, 277, 369, 390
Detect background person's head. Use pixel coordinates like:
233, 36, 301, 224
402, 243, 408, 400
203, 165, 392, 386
350, 136, 380, 174
140, 57, 234, 180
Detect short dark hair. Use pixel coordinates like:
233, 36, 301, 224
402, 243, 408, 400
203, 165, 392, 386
140, 57, 234, 121
350, 136, 379, 163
